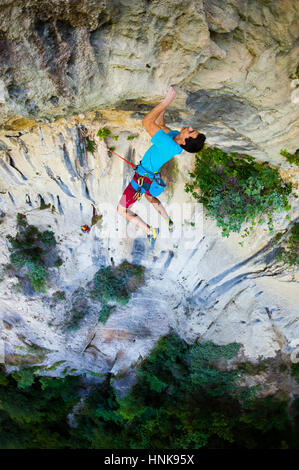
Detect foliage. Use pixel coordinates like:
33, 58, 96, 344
91, 265, 128, 303
98, 305, 116, 324
275, 222, 299, 267
27, 262, 47, 293
185, 146, 292, 238
73, 335, 299, 449
97, 127, 111, 140
53, 290, 66, 301
62, 262, 145, 329
6, 214, 59, 293
90, 261, 145, 323
54, 258, 63, 267
85, 136, 97, 154
280, 149, 299, 167
71, 377, 125, 449
16, 213, 27, 227
39, 201, 51, 210
37, 230, 56, 246
1, 335, 299, 449
0, 366, 80, 449
11, 368, 35, 390
68, 306, 90, 330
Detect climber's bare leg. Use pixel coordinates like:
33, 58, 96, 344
145, 193, 169, 220
117, 204, 151, 235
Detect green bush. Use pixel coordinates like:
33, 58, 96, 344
98, 305, 116, 324
85, 136, 97, 154
53, 291, 66, 301
185, 147, 292, 238
63, 262, 145, 329
97, 127, 111, 140
27, 262, 48, 293
275, 222, 299, 267
91, 266, 128, 304
11, 368, 35, 390
54, 258, 63, 267
90, 262, 145, 323
6, 214, 59, 293
280, 149, 299, 167
36, 230, 56, 246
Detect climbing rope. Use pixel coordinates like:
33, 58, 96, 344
80, 127, 136, 169
79, 127, 138, 233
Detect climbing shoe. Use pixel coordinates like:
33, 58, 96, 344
168, 217, 174, 233
147, 227, 159, 249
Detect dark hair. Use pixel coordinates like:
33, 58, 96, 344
180, 133, 206, 153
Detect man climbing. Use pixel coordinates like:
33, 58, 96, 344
117, 86, 206, 248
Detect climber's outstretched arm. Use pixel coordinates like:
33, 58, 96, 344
142, 86, 176, 137
155, 110, 171, 134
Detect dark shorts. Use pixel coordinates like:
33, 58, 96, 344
119, 173, 153, 209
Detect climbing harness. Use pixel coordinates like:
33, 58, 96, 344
131, 162, 166, 198
132, 175, 145, 201
80, 127, 167, 200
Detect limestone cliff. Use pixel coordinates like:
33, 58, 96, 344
0, 0, 298, 393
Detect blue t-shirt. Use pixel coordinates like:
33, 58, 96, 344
138, 129, 183, 176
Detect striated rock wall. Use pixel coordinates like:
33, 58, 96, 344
0, 113, 298, 386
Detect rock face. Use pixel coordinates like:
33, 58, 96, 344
0, 0, 298, 159
0, 112, 298, 382
0, 1, 298, 386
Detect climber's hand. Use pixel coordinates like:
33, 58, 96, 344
163, 86, 176, 105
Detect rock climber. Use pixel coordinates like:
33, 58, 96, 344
117, 86, 206, 248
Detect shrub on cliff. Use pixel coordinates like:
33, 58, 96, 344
90, 261, 145, 323
63, 262, 145, 329
275, 222, 299, 267
6, 214, 60, 293
280, 149, 299, 167
85, 136, 97, 154
185, 147, 292, 238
